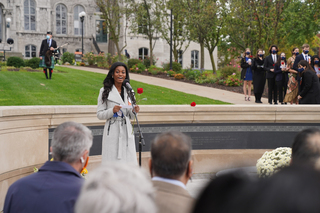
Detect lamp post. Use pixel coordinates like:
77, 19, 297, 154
79, 11, 86, 62
169, 9, 173, 70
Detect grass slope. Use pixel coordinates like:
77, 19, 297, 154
0, 67, 230, 106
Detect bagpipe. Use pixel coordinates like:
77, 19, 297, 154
45, 43, 68, 67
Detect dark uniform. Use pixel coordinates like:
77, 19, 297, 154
39, 31, 57, 79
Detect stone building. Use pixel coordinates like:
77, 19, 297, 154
0, 0, 217, 69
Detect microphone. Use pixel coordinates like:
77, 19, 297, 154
122, 79, 136, 105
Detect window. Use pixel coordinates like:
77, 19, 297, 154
62, 48, 67, 54
191, 50, 199, 69
139, 48, 148, 60
74, 5, 85, 35
24, 0, 36, 31
56, 4, 67, 34
177, 50, 183, 66
25, 45, 36, 58
96, 20, 108, 43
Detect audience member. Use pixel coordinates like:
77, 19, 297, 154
149, 131, 194, 213
291, 128, 320, 165
264, 45, 279, 104
3, 121, 93, 213
240, 48, 253, 101
75, 163, 156, 213
311, 55, 320, 81
252, 49, 266, 103
274, 52, 288, 104
283, 47, 299, 104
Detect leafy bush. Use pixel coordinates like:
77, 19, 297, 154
25, 57, 40, 69
61, 52, 75, 64
148, 65, 163, 74
174, 73, 184, 79
149, 69, 158, 75
7, 57, 25, 68
82, 52, 95, 65
220, 66, 238, 79
137, 63, 146, 72
167, 71, 175, 77
128, 59, 142, 69
143, 57, 157, 68
108, 54, 128, 65
0, 61, 6, 67
225, 74, 242, 87
95, 53, 109, 68
184, 70, 201, 80
164, 62, 182, 72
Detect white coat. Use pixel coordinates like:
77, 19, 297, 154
97, 85, 137, 164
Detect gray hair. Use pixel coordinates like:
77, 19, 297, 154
75, 163, 157, 213
151, 131, 192, 179
51, 121, 93, 163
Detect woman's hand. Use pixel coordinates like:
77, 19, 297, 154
134, 105, 140, 113
298, 95, 302, 100
113, 105, 122, 113
270, 69, 274, 72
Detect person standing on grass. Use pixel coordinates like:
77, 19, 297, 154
252, 49, 266, 103
241, 48, 253, 101
39, 31, 57, 79
283, 48, 299, 104
264, 45, 279, 104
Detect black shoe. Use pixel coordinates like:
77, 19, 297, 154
269, 102, 272, 105
274, 102, 278, 105
281, 102, 285, 105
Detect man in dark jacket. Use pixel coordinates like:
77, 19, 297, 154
39, 31, 57, 79
3, 122, 93, 213
264, 45, 279, 104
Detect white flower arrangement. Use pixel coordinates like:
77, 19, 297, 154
256, 147, 292, 178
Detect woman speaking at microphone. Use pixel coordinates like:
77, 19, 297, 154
97, 62, 140, 164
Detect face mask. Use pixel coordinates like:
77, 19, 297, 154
272, 50, 277, 54
298, 68, 305, 73
259, 54, 264, 57
295, 52, 299, 56
46, 35, 50, 39
281, 57, 285, 60
304, 50, 309, 54
315, 60, 319, 64
246, 52, 250, 55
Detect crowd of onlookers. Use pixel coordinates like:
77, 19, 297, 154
241, 44, 320, 104
4, 122, 320, 213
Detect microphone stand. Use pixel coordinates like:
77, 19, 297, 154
128, 89, 145, 166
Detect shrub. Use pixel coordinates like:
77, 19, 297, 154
164, 62, 182, 72
167, 70, 175, 77
128, 59, 142, 69
95, 53, 109, 68
149, 69, 158, 75
148, 65, 162, 74
174, 73, 184, 79
7, 57, 25, 68
25, 57, 40, 69
0, 61, 6, 67
225, 74, 242, 87
143, 57, 157, 68
61, 52, 75, 64
80, 62, 85, 66
220, 66, 238, 79
137, 63, 146, 72
108, 54, 128, 65
185, 70, 201, 80
82, 52, 95, 65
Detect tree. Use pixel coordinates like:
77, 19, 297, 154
126, 0, 162, 66
95, 0, 129, 59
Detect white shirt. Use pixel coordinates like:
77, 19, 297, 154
152, 176, 186, 189
302, 53, 309, 61
272, 54, 277, 63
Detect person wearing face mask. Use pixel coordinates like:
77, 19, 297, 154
274, 52, 288, 104
252, 49, 266, 103
3, 121, 92, 213
39, 31, 57, 79
293, 44, 310, 90
264, 45, 279, 104
241, 48, 253, 101
297, 60, 320, 104
311, 55, 320, 81
283, 48, 299, 104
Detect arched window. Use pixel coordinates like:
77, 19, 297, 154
56, 4, 67, 34
139, 48, 148, 60
24, 0, 36, 31
191, 50, 199, 69
74, 5, 85, 35
25, 45, 36, 58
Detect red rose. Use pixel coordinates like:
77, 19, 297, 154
250, 55, 253, 58
273, 64, 275, 66
137, 88, 143, 94
281, 62, 284, 65
190, 102, 196, 107
318, 68, 320, 71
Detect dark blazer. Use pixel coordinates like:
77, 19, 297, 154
240, 57, 251, 80
300, 69, 320, 104
40, 39, 57, 56
293, 54, 309, 71
274, 64, 284, 82
252, 57, 266, 94
4, 161, 83, 213
264, 54, 278, 79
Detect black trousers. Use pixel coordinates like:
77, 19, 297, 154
43, 68, 53, 79
268, 78, 277, 104
254, 93, 262, 102
276, 80, 283, 103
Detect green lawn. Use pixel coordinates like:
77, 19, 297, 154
0, 66, 230, 106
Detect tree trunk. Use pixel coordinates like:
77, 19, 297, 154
208, 50, 216, 73
108, 38, 116, 64
114, 41, 122, 61
149, 36, 153, 66
200, 41, 204, 69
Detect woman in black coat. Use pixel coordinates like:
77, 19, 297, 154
297, 60, 320, 104
252, 49, 266, 103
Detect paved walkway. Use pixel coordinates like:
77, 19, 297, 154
60, 65, 268, 105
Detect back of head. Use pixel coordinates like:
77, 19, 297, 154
52, 121, 93, 163
151, 131, 192, 179
291, 128, 320, 166
74, 163, 156, 213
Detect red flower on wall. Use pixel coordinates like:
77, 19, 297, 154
190, 102, 196, 107
137, 88, 143, 94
